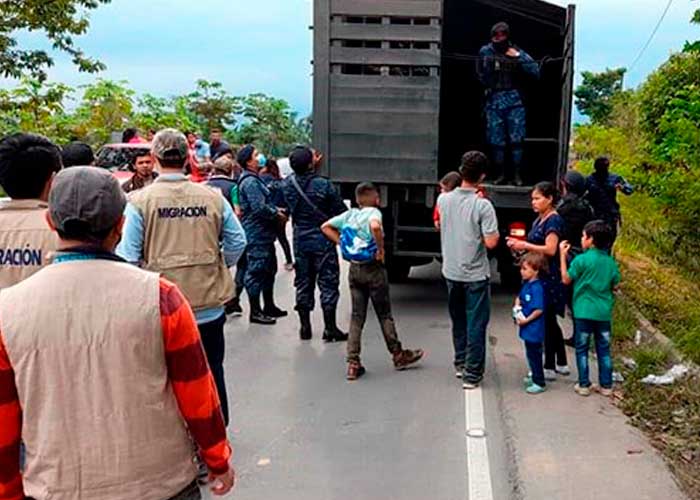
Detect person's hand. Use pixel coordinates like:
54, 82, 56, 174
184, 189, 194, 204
376, 248, 385, 263
476, 186, 488, 199
506, 47, 521, 58
507, 238, 527, 252
209, 467, 236, 496
277, 208, 288, 224
516, 317, 528, 327
559, 241, 571, 255
615, 183, 623, 192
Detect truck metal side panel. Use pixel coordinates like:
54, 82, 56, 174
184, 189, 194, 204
315, 0, 442, 184
558, 5, 576, 178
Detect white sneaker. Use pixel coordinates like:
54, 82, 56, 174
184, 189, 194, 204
574, 384, 591, 397
455, 366, 465, 379
544, 369, 557, 381
556, 365, 571, 376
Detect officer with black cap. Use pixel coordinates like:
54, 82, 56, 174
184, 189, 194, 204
237, 144, 288, 325
281, 146, 348, 341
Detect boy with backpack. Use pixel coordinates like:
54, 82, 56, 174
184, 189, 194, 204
321, 182, 424, 380
560, 220, 621, 397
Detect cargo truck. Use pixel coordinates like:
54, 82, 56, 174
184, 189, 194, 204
312, 0, 575, 286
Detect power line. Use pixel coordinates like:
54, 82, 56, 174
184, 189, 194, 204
628, 0, 674, 72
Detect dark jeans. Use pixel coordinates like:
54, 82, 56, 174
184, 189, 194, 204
575, 319, 613, 389
544, 309, 567, 370
276, 224, 293, 265
167, 480, 201, 500
234, 251, 248, 293
347, 262, 402, 362
524, 341, 545, 387
446, 279, 491, 384
198, 314, 229, 426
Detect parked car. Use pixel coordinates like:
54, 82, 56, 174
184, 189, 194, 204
94, 143, 152, 184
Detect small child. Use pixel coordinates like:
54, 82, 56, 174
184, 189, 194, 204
321, 182, 424, 381
560, 220, 621, 397
514, 253, 548, 394
434, 171, 462, 229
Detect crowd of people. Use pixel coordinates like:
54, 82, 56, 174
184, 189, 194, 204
0, 125, 633, 499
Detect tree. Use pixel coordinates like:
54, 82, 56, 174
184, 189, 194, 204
186, 80, 240, 136
574, 68, 626, 124
684, 8, 700, 53
0, 0, 110, 81
72, 79, 135, 144
236, 94, 302, 156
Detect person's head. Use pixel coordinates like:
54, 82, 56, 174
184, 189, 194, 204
491, 22, 510, 52
151, 128, 189, 172
581, 220, 613, 251
146, 129, 156, 141
264, 159, 281, 179
594, 156, 610, 179
531, 181, 558, 214
562, 170, 586, 196
440, 171, 462, 193
185, 131, 197, 146
355, 182, 380, 208
459, 151, 489, 186
61, 142, 95, 167
520, 252, 548, 282
212, 145, 234, 162
131, 152, 154, 178
0, 133, 62, 201
289, 146, 314, 175
212, 156, 235, 177
237, 145, 259, 172
210, 128, 222, 146
47, 167, 126, 251
122, 128, 138, 144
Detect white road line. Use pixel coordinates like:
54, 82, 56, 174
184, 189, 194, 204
465, 386, 494, 500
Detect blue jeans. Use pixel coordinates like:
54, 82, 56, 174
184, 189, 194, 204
575, 319, 613, 389
524, 341, 545, 387
446, 279, 491, 384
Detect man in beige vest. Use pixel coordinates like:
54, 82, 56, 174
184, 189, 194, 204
116, 129, 246, 427
0, 167, 235, 500
0, 133, 62, 290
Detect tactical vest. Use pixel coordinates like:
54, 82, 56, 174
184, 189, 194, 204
0, 199, 58, 289
130, 179, 235, 310
0, 259, 196, 500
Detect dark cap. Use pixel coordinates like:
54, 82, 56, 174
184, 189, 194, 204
237, 145, 256, 167
289, 146, 314, 174
152, 128, 188, 162
563, 170, 586, 195
49, 167, 126, 236
491, 22, 510, 37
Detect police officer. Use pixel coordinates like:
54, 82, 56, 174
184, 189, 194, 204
117, 129, 247, 426
0, 133, 61, 290
478, 22, 540, 186
237, 145, 288, 325
281, 146, 348, 341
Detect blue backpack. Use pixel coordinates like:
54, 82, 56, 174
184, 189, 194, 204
340, 227, 377, 263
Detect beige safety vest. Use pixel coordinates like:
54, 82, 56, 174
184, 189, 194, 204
0, 199, 58, 289
130, 179, 234, 310
0, 259, 196, 500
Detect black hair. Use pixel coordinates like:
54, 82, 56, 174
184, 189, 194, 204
440, 171, 462, 192
61, 142, 95, 167
289, 145, 314, 175
355, 182, 378, 200
594, 156, 610, 182
533, 181, 559, 204
459, 151, 489, 184
122, 128, 138, 143
583, 220, 613, 250
0, 133, 62, 199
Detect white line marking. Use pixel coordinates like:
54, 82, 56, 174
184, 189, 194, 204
465, 386, 494, 500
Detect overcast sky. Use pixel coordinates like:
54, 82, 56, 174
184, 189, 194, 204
1, 0, 698, 116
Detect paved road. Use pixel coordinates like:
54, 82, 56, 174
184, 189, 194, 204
203, 255, 686, 500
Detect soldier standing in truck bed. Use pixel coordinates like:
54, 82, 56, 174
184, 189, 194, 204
477, 22, 540, 186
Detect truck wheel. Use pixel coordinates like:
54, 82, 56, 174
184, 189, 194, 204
387, 259, 412, 283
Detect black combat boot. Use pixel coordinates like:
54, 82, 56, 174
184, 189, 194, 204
263, 287, 288, 318
298, 309, 312, 340
249, 295, 276, 325
322, 309, 348, 343
513, 168, 524, 187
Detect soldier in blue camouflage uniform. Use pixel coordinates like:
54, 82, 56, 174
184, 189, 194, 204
237, 145, 288, 325
478, 22, 540, 186
281, 146, 348, 342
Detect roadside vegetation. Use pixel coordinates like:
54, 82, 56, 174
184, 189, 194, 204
573, 10, 700, 496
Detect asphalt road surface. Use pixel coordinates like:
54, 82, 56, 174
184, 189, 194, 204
203, 254, 686, 500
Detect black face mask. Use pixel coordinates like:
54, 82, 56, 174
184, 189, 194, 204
493, 39, 510, 54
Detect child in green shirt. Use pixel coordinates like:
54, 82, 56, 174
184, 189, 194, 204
560, 220, 621, 397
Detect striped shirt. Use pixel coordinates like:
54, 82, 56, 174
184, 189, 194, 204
0, 278, 231, 500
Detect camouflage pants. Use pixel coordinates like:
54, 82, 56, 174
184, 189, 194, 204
486, 90, 526, 170
294, 247, 340, 312
244, 244, 277, 298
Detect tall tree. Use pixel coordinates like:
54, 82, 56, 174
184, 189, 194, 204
0, 0, 110, 81
236, 94, 301, 156
186, 80, 240, 136
574, 68, 626, 124
72, 79, 135, 144
684, 8, 700, 53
